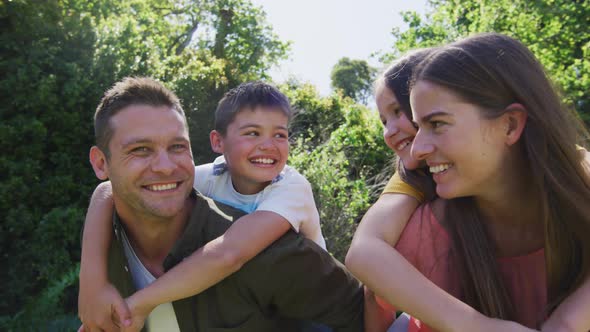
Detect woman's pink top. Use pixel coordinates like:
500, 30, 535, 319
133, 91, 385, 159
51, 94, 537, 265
378, 203, 547, 330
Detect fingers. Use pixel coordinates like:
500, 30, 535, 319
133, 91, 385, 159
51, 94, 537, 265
112, 296, 132, 328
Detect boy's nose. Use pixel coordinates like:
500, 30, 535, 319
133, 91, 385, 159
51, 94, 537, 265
258, 138, 275, 151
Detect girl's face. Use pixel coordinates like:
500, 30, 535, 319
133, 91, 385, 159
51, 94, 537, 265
376, 84, 421, 170
409, 81, 509, 199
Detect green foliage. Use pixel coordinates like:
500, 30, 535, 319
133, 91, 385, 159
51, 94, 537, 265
382, 0, 590, 123
285, 83, 392, 260
0, 0, 287, 325
330, 57, 376, 105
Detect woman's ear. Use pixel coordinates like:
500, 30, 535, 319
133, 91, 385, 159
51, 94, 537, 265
209, 130, 224, 154
89, 146, 109, 180
503, 103, 528, 146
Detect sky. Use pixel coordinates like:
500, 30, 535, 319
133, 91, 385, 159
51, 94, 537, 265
249, 0, 430, 96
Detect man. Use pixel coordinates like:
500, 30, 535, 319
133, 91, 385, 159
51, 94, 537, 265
82, 77, 363, 331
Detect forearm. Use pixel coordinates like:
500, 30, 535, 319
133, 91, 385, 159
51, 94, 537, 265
129, 211, 292, 310
347, 239, 484, 332
543, 274, 590, 332
80, 181, 114, 283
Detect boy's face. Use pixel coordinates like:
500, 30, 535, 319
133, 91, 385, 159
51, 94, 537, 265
210, 107, 289, 195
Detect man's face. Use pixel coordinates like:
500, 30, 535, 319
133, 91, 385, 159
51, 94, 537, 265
95, 104, 195, 222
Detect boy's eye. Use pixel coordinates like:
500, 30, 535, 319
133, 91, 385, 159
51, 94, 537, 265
274, 132, 288, 139
245, 131, 259, 136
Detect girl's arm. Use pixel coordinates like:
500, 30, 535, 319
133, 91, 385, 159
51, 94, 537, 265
125, 210, 292, 322
542, 273, 590, 332
346, 193, 534, 332
78, 181, 131, 331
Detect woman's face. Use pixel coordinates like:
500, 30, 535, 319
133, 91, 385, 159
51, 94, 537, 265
409, 80, 509, 199
376, 84, 421, 170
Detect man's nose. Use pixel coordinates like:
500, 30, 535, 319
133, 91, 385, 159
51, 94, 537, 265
151, 150, 175, 174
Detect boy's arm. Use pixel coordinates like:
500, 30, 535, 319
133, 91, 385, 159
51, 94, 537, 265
78, 181, 131, 330
541, 274, 590, 332
126, 210, 292, 318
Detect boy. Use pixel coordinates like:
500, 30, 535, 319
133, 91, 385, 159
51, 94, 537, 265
79, 82, 328, 330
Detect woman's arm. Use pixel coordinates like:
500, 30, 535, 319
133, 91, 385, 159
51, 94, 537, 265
125, 211, 292, 323
78, 181, 131, 331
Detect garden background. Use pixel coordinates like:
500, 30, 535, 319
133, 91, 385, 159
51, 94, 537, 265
1, 0, 588, 330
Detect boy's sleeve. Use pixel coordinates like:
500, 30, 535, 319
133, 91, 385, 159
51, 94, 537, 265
256, 169, 326, 249
382, 172, 425, 204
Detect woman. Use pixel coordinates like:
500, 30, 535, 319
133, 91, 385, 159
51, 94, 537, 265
347, 33, 590, 332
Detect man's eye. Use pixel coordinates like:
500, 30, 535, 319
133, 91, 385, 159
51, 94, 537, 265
132, 147, 149, 153
171, 144, 187, 151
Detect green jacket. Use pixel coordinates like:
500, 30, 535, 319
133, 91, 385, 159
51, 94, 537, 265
108, 191, 364, 331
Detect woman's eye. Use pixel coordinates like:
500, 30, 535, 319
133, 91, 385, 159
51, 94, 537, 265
431, 121, 445, 129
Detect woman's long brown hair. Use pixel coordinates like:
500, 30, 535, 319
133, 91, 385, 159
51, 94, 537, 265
412, 33, 590, 322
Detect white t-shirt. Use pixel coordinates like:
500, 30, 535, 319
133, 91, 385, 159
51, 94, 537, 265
194, 156, 326, 249
121, 228, 181, 332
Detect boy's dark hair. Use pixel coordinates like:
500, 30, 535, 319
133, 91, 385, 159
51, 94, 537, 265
214, 81, 291, 136
94, 77, 186, 158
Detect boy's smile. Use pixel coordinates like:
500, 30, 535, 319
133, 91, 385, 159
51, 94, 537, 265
210, 107, 290, 195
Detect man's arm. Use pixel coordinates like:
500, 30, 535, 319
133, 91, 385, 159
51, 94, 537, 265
78, 181, 131, 331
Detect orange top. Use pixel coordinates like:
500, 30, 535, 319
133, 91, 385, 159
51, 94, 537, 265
377, 203, 547, 330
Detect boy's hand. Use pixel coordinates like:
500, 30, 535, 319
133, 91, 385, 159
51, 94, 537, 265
78, 282, 131, 331
119, 294, 156, 332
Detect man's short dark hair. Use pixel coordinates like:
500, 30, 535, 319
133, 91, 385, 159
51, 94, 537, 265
214, 81, 291, 136
94, 77, 186, 158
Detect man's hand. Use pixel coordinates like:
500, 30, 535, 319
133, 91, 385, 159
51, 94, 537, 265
78, 282, 131, 332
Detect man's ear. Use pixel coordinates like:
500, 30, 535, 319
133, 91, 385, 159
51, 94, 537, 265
502, 103, 528, 146
89, 146, 109, 180
209, 130, 224, 154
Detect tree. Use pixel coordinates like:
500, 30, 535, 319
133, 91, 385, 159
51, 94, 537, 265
330, 57, 376, 105
382, 0, 590, 123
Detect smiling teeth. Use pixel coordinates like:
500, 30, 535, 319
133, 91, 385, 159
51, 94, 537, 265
396, 140, 411, 151
430, 164, 453, 174
148, 183, 177, 191
252, 158, 275, 164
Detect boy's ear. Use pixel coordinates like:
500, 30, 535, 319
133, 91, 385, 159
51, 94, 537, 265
89, 146, 109, 180
502, 103, 528, 146
210, 130, 224, 154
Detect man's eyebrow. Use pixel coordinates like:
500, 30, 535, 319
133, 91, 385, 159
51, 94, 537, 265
121, 136, 188, 147
121, 138, 152, 148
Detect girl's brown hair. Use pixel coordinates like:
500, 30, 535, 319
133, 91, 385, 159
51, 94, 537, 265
412, 33, 590, 322
378, 49, 437, 201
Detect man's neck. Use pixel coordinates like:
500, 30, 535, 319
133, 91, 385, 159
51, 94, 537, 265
117, 197, 194, 277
